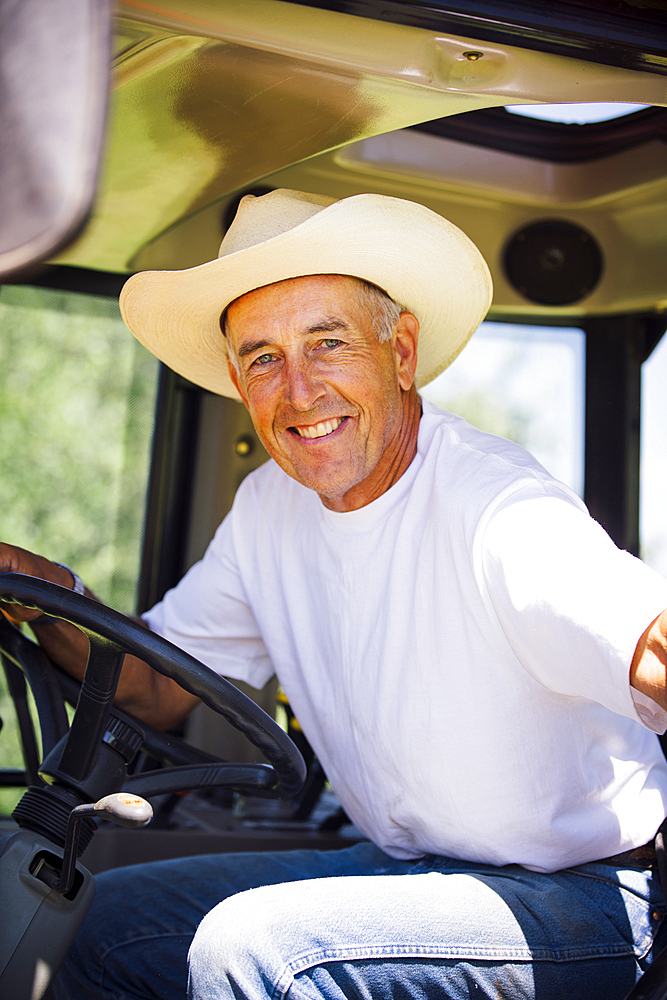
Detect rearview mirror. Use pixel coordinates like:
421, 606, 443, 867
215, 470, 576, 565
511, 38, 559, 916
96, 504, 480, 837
0, 0, 112, 280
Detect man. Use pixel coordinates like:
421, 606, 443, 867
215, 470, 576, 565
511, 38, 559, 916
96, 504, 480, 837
3, 188, 667, 1000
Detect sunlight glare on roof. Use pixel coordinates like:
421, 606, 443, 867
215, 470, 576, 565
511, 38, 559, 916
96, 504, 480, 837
505, 103, 649, 124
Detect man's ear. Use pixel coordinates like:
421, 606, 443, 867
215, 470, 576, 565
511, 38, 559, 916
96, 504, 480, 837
393, 312, 419, 391
227, 357, 249, 407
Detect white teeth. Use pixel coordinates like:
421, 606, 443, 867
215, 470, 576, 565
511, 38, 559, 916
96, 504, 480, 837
295, 417, 343, 439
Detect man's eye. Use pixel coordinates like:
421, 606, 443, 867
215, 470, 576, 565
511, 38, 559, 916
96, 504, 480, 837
252, 353, 275, 366
322, 338, 341, 349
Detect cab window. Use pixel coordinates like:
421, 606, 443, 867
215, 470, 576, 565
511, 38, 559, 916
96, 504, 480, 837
421, 321, 585, 497
0, 283, 159, 612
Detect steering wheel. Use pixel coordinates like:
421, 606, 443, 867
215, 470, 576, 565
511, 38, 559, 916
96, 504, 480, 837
0, 573, 306, 846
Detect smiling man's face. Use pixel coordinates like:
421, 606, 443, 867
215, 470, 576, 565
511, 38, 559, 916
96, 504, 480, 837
225, 274, 420, 511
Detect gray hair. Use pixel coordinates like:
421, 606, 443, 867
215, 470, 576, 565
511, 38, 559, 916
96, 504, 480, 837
220, 277, 406, 370
352, 279, 404, 343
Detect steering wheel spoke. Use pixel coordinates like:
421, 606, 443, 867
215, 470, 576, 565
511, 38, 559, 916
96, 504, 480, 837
57, 634, 126, 785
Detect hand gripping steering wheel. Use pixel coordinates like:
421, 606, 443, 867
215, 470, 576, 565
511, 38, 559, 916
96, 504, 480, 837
0, 573, 306, 845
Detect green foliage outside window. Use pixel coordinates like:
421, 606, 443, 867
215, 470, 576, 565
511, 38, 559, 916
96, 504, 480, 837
0, 284, 159, 814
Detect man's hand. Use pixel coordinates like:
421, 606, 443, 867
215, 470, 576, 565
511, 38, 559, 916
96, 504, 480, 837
631, 609, 667, 713
0, 541, 199, 730
0, 542, 79, 622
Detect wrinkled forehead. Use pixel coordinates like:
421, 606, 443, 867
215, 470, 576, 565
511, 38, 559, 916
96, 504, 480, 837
222, 274, 368, 340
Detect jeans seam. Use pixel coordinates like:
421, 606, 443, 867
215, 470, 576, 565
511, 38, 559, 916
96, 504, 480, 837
270, 940, 639, 998
566, 865, 655, 898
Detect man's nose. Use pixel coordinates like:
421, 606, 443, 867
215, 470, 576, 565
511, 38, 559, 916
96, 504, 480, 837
284, 357, 325, 411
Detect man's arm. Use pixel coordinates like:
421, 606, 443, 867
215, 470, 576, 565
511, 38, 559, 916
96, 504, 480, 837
0, 542, 199, 730
631, 608, 667, 713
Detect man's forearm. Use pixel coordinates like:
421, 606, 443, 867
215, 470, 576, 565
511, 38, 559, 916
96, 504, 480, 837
27, 610, 199, 730
631, 608, 667, 712
27, 612, 91, 683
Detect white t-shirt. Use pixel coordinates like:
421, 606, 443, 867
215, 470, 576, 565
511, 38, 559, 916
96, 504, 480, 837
145, 400, 667, 872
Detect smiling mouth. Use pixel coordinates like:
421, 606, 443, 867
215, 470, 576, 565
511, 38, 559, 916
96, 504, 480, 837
290, 416, 347, 439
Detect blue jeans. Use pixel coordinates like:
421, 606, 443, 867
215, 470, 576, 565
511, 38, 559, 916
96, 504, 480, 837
53, 841, 666, 1000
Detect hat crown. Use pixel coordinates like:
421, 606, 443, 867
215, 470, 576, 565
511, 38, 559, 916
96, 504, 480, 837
218, 189, 336, 258
121, 187, 493, 399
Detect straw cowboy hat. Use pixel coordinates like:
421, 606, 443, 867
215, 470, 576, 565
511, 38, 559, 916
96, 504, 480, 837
120, 189, 493, 399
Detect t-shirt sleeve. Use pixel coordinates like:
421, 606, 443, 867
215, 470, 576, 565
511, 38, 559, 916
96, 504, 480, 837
142, 513, 274, 689
481, 495, 667, 728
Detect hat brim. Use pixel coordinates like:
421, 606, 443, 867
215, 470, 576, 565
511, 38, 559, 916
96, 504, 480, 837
119, 194, 493, 399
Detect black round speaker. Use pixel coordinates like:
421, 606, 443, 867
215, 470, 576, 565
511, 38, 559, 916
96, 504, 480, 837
503, 219, 604, 306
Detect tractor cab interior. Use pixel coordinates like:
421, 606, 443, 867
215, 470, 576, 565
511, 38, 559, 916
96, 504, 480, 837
1, 2, 667, 998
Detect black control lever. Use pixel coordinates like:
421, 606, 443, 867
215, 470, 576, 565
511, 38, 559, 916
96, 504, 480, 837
32, 792, 152, 896
125, 761, 277, 798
